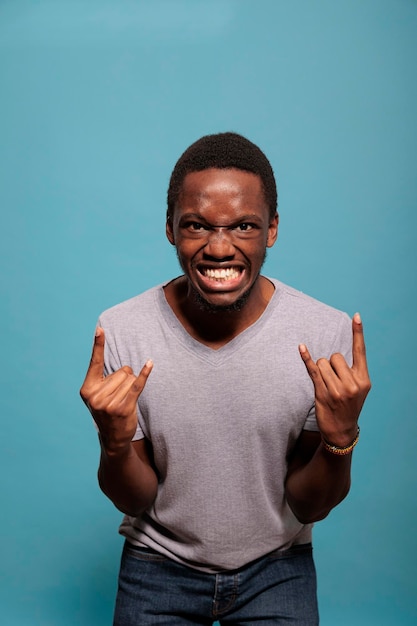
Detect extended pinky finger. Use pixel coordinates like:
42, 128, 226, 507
129, 360, 154, 398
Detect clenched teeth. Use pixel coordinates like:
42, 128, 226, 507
203, 267, 241, 280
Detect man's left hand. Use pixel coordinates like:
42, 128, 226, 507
299, 313, 371, 448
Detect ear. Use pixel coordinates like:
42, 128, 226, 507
166, 218, 175, 246
266, 213, 279, 248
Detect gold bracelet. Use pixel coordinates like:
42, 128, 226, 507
322, 426, 360, 456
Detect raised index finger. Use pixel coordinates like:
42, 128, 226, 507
352, 313, 369, 376
85, 327, 106, 382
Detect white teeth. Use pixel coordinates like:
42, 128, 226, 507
204, 268, 240, 280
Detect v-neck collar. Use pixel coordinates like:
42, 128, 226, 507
155, 277, 282, 366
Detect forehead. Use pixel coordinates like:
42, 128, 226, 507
178, 168, 267, 210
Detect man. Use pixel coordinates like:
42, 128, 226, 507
80, 132, 371, 625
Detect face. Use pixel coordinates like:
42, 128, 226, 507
166, 168, 278, 310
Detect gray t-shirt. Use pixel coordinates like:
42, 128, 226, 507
98, 277, 352, 573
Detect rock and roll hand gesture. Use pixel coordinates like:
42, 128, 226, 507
81, 315, 370, 456
80, 328, 153, 455
299, 313, 371, 449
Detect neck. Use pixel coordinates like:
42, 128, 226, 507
164, 275, 274, 349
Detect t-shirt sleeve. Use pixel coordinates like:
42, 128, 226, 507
303, 312, 353, 432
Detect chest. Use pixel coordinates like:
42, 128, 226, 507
137, 341, 314, 459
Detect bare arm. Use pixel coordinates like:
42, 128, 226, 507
285, 431, 353, 523
80, 328, 158, 516
98, 438, 158, 516
285, 314, 371, 524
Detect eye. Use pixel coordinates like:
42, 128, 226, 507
188, 222, 208, 231
236, 223, 254, 232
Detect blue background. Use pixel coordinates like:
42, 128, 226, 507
1, 1, 416, 624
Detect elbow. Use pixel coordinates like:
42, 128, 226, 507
102, 487, 154, 518
291, 507, 331, 525
115, 503, 150, 518
286, 495, 330, 524
286, 483, 351, 525
287, 496, 335, 524
98, 472, 156, 518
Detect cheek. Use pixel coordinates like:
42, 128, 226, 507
175, 240, 200, 263
247, 241, 268, 261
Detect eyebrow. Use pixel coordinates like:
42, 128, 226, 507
178, 212, 264, 225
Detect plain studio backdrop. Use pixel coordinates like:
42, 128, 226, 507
1, 1, 416, 624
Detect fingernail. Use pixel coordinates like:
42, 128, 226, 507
353, 312, 362, 324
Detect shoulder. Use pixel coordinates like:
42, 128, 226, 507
97, 283, 166, 333
266, 278, 352, 358
270, 278, 350, 324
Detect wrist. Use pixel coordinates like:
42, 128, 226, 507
321, 426, 360, 456
321, 423, 359, 448
99, 434, 132, 459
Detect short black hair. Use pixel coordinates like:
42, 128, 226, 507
167, 132, 278, 221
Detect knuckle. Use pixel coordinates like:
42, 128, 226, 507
361, 378, 372, 394
89, 355, 101, 370
79, 384, 90, 404
308, 368, 320, 381
130, 379, 143, 395
329, 352, 343, 365
346, 385, 360, 400
331, 388, 343, 403
338, 379, 361, 400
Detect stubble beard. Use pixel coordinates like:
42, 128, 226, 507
191, 283, 254, 314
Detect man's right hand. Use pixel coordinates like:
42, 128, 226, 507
80, 327, 153, 455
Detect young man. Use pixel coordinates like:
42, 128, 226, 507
80, 132, 371, 625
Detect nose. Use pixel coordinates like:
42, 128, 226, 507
203, 228, 235, 260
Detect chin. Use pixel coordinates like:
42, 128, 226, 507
192, 287, 253, 314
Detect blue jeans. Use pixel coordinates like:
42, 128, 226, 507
113, 541, 319, 625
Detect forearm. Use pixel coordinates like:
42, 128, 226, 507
98, 439, 158, 517
290, 314, 370, 523
285, 442, 353, 524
